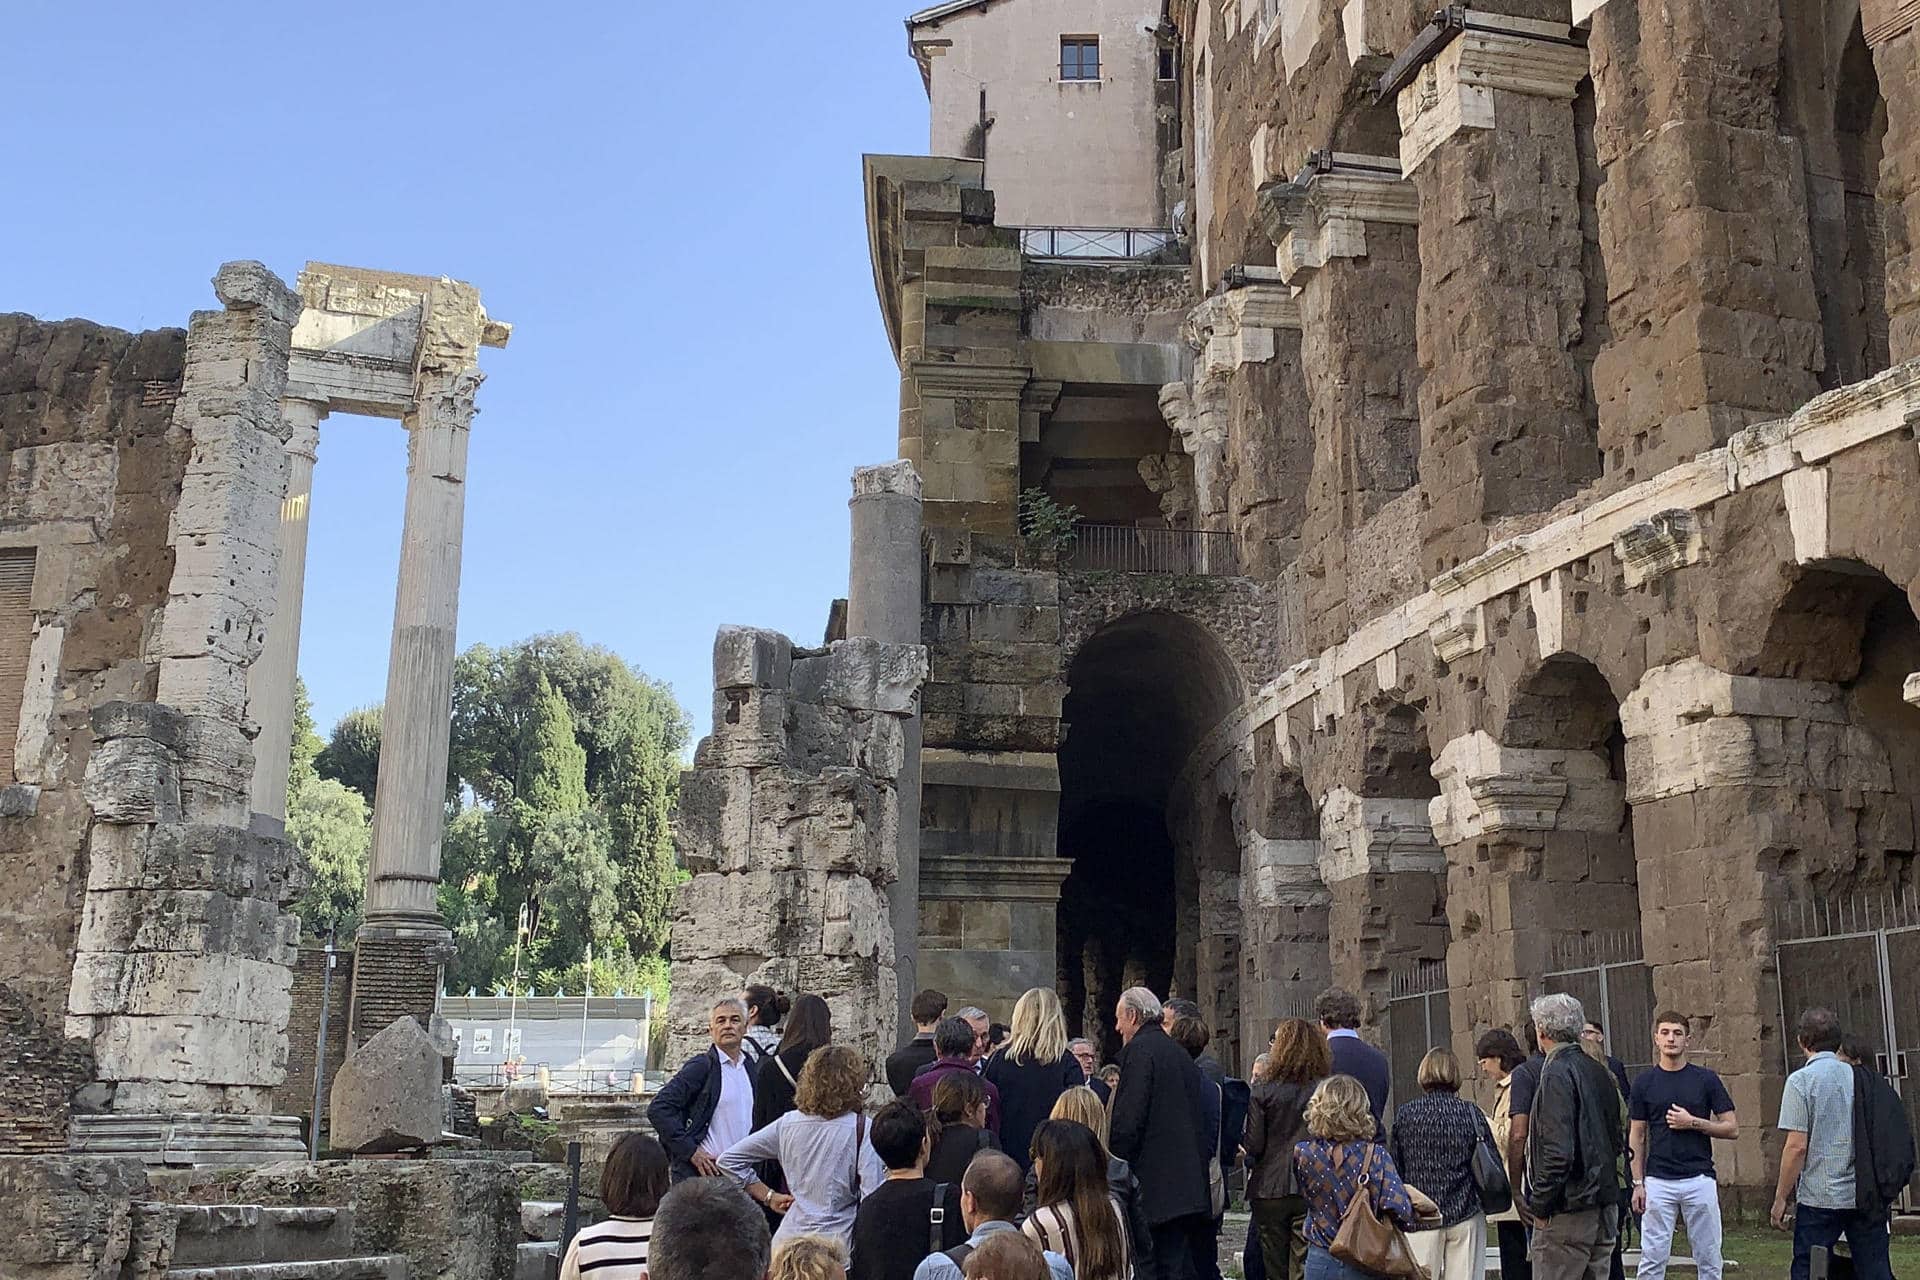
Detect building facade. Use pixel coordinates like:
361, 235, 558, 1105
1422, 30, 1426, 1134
670, 0, 1920, 1207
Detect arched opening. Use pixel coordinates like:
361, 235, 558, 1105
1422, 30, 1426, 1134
1057, 612, 1241, 1056
1755, 561, 1920, 895
1502, 655, 1651, 1070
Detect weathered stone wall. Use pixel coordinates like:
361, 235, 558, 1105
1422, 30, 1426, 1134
668, 627, 926, 1074
0, 315, 189, 1152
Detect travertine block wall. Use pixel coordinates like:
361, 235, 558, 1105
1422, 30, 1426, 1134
668, 628, 927, 1074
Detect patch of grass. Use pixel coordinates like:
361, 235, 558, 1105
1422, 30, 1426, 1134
1672, 1222, 1920, 1279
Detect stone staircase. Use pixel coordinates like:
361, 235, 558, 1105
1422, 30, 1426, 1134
138, 1201, 409, 1280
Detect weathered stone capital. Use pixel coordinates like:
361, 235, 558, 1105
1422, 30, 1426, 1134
1184, 285, 1300, 375
851, 460, 922, 502
1317, 785, 1444, 881
1394, 14, 1590, 175
1427, 731, 1623, 845
281, 399, 327, 462
1612, 509, 1702, 588
416, 369, 483, 433
1906, 673, 1920, 708
1258, 158, 1417, 285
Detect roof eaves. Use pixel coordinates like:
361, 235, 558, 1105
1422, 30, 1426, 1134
906, 0, 997, 28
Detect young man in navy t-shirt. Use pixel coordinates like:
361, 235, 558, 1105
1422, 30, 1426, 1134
1629, 1012, 1738, 1280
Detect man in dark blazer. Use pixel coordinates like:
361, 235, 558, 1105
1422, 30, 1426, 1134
1316, 986, 1390, 1137
886, 987, 947, 1096
1109, 987, 1218, 1280
647, 997, 760, 1182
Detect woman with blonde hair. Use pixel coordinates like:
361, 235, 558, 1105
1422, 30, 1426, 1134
769, 1234, 848, 1280
1389, 1048, 1491, 1280
1291, 1075, 1422, 1280
984, 988, 1083, 1172
1243, 1018, 1332, 1280
720, 1045, 885, 1246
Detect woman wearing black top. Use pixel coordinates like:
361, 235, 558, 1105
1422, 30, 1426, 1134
982, 988, 1084, 1172
925, 1070, 1001, 1184
1388, 1047, 1492, 1280
751, 993, 832, 1193
1243, 1018, 1331, 1280
850, 1100, 967, 1280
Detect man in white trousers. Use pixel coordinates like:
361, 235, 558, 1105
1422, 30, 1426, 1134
1630, 1011, 1738, 1280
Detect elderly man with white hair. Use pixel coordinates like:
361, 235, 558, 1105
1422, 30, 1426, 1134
647, 997, 760, 1183
1523, 992, 1628, 1280
1110, 986, 1219, 1280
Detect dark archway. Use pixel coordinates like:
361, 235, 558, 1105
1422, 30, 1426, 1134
1057, 612, 1242, 1056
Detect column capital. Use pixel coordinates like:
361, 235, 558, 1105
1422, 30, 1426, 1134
1428, 730, 1624, 845
1316, 785, 1444, 881
281, 398, 327, 461
1183, 281, 1301, 376
851, 459, 923, 502
1256, 154, 1418, 286
1391, 12, 1591, 175
414, 367, 484, 432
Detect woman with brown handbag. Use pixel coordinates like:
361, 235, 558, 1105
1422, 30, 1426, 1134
1290, 1075, 1429, 1280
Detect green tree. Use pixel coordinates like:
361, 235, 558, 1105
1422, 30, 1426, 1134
316, 705, 383, 802
450, 635, 688, 957
286, 775, 371, 939
290, 677, 324, 792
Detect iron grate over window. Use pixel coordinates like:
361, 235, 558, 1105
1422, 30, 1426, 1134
1061, 36, 1100, 80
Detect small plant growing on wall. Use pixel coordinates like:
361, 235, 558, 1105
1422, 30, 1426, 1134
1019, 487, 1081, 554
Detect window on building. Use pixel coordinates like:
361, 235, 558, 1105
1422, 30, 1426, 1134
1061, 36, 1100, 80
0, 549, 36, 781
1158, 46, 1177, 80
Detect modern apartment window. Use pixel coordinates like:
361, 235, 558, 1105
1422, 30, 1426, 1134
1061, 37, 1100, 81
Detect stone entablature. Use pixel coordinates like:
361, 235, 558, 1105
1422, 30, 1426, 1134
1427, 731, 1625, 847
1260, 154, 1420, 286
1173, 355, 1920, 796
1389, 11, 1590, 176
1316, 786, 1444, 882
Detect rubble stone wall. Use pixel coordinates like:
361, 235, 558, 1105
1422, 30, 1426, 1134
667, 627, 927, 1075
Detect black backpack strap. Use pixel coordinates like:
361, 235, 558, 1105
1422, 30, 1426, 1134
930, 1183, 950, 1254
945, 1243, 975, 1271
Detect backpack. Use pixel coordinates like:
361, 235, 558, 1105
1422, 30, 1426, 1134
1851, 1064, 1917, 1215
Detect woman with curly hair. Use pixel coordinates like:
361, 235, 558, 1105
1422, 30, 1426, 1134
1023, 1119, 1133, 1280
770, 1234, 848, 1280
1291, 1075, 1423, 1280
720, 1044, 885, 1245
1243, 1019, 1332, 1280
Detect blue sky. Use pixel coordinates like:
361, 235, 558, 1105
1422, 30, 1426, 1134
5, 2, 929, 737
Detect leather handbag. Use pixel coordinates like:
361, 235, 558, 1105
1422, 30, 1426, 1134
1471, 1111, 1514, 1215
1329, 1143, 1431, 1280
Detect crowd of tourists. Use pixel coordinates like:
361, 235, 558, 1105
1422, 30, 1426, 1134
552, 980, 1911, 1280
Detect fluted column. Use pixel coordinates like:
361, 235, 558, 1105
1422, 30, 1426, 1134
246, 398, 326, 831
363, 370, 478, 930
848, 460, 924, 1039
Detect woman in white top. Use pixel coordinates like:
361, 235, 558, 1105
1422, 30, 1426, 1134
720, 1044, 886, 1245
559, 1132, 669, 1280
1022, 1119, 1133, 1280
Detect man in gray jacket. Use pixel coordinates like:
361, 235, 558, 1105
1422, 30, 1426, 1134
1524, 993, 1627, 1280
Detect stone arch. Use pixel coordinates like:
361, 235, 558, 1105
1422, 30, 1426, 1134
1056, 611, 1244, 1054
1779, 0, 1891, 388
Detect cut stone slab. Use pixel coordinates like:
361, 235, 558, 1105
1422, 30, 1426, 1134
326, 1017, 446, 1154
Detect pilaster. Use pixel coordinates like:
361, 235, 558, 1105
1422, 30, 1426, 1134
1315, 786, 1446, 1028
1865, 2, 1920, 362
1393, 10, 1599, 575
1257, 156, 1423, 649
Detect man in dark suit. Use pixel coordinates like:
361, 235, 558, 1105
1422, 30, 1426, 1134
1316, 986, 1390, 1136
886, 987, 947, 1096
1109, 987, 1218, 1280
647, 997, 760, 1182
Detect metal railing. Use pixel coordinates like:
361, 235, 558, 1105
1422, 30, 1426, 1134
1063, 523, 1241, 575
1018, 227, 1175, 261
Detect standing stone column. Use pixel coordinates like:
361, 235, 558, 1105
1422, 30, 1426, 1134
1865, 1, 1920, 360
1258, 157, 1422, 651
353, 369, 479, 1038
848, 461, 924, 1038
1315, 786, 1447, 1031
246, 398, 326, 832
1583, 0, 1823, 480
1393, 12, 1598, 574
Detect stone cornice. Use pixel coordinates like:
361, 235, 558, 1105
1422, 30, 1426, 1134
1863, 0, 1918, 44
1395, 15, 1591, 175
907, 361, 1032, 398
1260, 155, 1418, 286
919, 853, 1073, 902
1170, 354, 1920, 798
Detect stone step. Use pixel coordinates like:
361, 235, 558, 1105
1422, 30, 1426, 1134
163, 1257, 406, 1280
165, 1204, 355, 1267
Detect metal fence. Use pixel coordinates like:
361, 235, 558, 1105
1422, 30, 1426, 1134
1063, 523, 1241, 575
1018, 227, 1175, 261
1774, 889, 1920, 1208
1541, 930, 1656, 1080
454, 1064, 650, 1095
1387, 958, 1453, 1109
